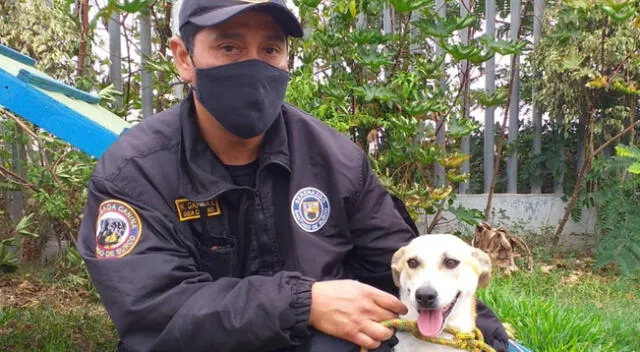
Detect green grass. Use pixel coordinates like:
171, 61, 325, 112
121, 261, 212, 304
1, 254, 639, 351
0, 307, 117, 352
0, 258, 118, 352
478, 264, 640, 352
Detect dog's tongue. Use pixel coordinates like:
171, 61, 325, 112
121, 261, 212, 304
417, 309, 444, 337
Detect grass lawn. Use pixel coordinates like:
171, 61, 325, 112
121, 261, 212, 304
480, 264, 640, 351
0, 271, 117, 352
1, 252, 638, 351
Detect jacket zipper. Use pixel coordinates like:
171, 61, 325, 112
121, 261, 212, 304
189, 158, 286, 275
253, 191, 268, 235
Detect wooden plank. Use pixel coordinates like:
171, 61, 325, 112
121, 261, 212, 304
0, 46, 130, 158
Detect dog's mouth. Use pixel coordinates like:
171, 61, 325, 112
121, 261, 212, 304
416, 291, 460, 337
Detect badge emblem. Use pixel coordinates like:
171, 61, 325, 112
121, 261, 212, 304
95, 200, 142, 259
291, 187, 330, 232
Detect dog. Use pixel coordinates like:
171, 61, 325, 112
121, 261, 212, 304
391, 234, 492, 351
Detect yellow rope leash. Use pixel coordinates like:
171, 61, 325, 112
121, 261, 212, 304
360, 319, 496, 352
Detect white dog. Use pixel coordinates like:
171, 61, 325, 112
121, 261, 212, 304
391, 234, 492, 352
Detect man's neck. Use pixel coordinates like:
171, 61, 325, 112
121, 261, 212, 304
194, 95, 263, 165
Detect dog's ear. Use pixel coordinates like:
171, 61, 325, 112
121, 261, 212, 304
472, 248, 492, 287
391, 246, 406, 287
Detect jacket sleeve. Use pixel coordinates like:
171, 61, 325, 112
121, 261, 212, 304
78, 176, 314, 352
346, 155, 418, 294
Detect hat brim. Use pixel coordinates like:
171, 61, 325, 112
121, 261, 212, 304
186, 3, 303, 38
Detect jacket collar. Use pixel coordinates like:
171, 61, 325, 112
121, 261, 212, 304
178, 95, 291, 202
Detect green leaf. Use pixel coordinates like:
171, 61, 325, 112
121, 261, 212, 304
473, 87, 508, 108
561, 52, 585, 71
615, 145, 640, 159
566, 0, 591, 9
438, 40, 484, 61
586, 76, 608, 89
297, 0, 322, 8
108, 0, 152, 14
98, 84, 123, 104
612, 81, 640, 96
616, 144, 640, 175
390, 0, 434, 13
601, 4, 636, 22
446, 170, 469, 183
353, 86, 395, 103
481, 36, 528, 56
447, 205, 484, 226
454, 15, 478, 30
468, 51, 495, 65
447, 115, 480, 138
414, 15, 478, 39
404, 99, 447, 116
348, 29, 389, 46
602, 0, 633, 12
628, 163, 640, 175
355, 52, 394, 71
15, 213, 38, 238
349, 0, 357, 17
312, 30, 343, 48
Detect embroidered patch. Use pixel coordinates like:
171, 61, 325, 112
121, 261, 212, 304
291, 187, 330, 233
175, 198, 221, 222
95, 200, 142, 259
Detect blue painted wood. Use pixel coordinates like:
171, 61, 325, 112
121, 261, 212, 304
0, 44, 36, 66
0, 69, 119, 158
17, 69, 101, 104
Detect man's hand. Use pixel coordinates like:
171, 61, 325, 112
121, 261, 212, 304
308, 280, 408, 350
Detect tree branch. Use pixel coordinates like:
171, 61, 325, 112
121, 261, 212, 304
554, 119, 640, 237
0, 165, 37, 191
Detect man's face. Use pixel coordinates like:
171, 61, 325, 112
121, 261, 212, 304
173, 10, 288, 84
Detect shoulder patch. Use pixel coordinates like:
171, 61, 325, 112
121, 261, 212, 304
175, 198, 221, 222
95, 200, 142, 259
291, 187, 330, 233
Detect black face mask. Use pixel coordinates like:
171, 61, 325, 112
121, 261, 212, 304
193, 59, 290, 139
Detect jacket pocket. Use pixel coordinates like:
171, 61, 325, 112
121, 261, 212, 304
196, 235, 236, 279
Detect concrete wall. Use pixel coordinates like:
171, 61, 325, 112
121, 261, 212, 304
419, 194, 597, 246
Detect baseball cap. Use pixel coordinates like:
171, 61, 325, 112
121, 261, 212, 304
178, 0, 303, 38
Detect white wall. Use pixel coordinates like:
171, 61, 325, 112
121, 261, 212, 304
419, 194, 597, 246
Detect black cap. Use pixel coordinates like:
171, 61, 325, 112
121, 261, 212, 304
179, 0, 303, 38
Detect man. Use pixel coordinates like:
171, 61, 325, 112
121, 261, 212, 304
78, 1, 509, 351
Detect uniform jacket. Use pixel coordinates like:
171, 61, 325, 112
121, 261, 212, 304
78, 96, 417, 352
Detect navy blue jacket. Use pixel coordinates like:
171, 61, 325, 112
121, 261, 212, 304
78, 96, 418, 351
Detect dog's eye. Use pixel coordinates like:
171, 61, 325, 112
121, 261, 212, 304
407, 258, 420, 269
444, 258, 459, 269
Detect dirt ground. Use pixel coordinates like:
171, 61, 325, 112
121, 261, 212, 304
0, 274, 104, 314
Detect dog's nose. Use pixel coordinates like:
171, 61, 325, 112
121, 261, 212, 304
415, 287, 438, 308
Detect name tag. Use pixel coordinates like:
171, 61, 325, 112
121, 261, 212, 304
175, 198, 221, 222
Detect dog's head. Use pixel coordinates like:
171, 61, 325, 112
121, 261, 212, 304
391, 234, 491, 337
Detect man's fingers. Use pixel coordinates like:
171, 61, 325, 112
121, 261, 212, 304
353, 331, 381, 350
371, 289, 408, 315
360, 320, 395, 342
364, 301, 398, 322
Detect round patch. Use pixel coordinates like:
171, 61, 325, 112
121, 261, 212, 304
291, 187, 330, 233
95, 200, 142, 259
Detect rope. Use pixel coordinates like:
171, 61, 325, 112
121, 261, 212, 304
360, 319, 496, 352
